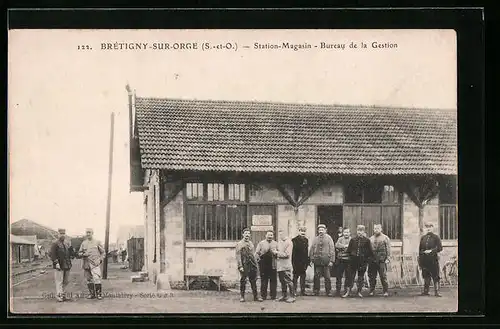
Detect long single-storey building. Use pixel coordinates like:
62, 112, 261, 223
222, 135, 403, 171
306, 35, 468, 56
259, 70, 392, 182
126, 87, 457, 288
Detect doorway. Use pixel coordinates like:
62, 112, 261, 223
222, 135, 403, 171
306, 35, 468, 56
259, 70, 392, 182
317, 205, 344, 240
317, 205, 343, 277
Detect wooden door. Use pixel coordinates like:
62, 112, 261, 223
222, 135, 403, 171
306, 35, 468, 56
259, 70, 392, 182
248, 205, 277, 247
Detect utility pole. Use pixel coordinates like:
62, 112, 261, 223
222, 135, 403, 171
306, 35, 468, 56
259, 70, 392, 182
103, 112, 115, 279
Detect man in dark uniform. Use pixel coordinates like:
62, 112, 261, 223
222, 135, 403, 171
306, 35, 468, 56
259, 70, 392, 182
236, 228, 263, 302
342, 225, 374, 298
418, 222, 443, 297
255, 231, 278, 300
50, 228, 76, 302
291, 226, 309, 296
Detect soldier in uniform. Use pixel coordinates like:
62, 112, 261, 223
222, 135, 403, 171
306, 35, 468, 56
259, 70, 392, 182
236, 228, 262, 302
78, 228, 105, 300
49, 228, 75, 302
334, 228, 352, 297
418, 222, 443, 297
291, 226, 309, 296
368, 224, 391, 297
309, 224, 335, 296
343, 225, 374, 298
274, 229, 296, 303
255, 230, 278, 301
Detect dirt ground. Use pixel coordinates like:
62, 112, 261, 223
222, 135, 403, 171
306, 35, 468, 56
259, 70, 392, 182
10, 261, 458, 314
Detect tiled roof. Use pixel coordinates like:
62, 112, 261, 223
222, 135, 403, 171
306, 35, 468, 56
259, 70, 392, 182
134, 97, 457, 175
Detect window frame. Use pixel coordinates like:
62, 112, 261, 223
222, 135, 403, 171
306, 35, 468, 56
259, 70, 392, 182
185, 182, 249, 242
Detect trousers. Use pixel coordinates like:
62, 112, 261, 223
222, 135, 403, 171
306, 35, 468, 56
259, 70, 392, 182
346, 258, 368, 290
54, 269, 70, 297
313, 264, 332, 293
240, 268, 258, 297
368, 261, 389, 292
278, 269, 295, 297
293, 268, 307, 294
84, 265, 102, 284
335, 259, 350, 292
260, 268, 277, 299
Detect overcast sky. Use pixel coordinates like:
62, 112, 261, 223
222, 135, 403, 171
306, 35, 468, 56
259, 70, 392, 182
8, 29, 456, 242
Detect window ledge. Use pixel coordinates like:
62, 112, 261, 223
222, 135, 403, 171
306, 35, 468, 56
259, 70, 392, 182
186, 241, 238, 248
391, 240, 402, 247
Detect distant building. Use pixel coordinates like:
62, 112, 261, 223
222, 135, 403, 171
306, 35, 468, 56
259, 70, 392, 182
11, 234, 36, 263
116, 225, 145, 250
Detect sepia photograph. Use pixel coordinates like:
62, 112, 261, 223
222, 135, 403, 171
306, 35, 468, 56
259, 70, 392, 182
8, 29, 458, 314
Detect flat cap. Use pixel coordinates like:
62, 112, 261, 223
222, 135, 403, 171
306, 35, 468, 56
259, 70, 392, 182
58, 228, 66, 234
317, 224, 326, 229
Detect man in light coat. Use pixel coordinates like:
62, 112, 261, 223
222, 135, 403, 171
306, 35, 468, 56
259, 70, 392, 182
309, 224, 336, 296
274, 229, 295, 303
78, 228, 105, 300
368, 224, 391, 297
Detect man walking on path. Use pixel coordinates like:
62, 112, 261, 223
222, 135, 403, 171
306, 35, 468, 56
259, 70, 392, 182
343, 225, 374, 298
50, 228, 75, 302
291, 226, 309, 296
255, 231, 278, 301
368, 224, 391, 297
275, 229, 295, 303
418, 222, 443, 297
236, 228, 262, 302
334, 228, 352, 297
78, 228, 105, 300
309, 224, 336, 296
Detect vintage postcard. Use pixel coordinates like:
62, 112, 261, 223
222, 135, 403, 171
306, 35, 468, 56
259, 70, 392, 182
8, 29, 457, 314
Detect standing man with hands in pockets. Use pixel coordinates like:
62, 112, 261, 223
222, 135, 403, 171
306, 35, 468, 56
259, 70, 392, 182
235, 228, 262, 302
368, 224, 391, 297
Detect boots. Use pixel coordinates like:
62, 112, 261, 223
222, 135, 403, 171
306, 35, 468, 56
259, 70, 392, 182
87, 283, 96, 299
341, 288, 351, 298
277, 291, 288, 302
95, 284, 103, 300
434, 281, 442, 297
421, 278, 431, 296
240, 285, 246, 302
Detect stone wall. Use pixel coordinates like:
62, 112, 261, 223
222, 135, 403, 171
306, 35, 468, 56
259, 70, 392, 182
162, 189, 185, 282
185, 246, 238, 282
402, 194, 440, 256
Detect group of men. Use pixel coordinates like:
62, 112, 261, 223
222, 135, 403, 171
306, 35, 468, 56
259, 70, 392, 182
235, 221, 443, 303
49, 228, 105, 302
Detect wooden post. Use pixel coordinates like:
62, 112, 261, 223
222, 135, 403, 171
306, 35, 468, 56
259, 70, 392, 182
103, 112, 115, 279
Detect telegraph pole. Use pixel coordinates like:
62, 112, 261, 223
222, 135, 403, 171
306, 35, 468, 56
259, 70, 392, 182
103, 112, 115, 279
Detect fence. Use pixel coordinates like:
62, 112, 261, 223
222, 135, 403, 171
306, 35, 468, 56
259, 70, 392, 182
383, 253, 458, 288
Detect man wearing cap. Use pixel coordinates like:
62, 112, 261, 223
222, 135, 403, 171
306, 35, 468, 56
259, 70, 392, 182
418, 222, 443, 297
343, 225, 375, 298
308, 224, 335, 296
292, 226, 309, 296
50, 228, 75, 302
255, 230, 278, 301
368, 224, 391, 297
78, 228, 105, 300
235, 228, 262, 302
